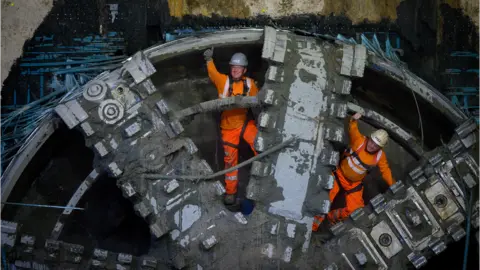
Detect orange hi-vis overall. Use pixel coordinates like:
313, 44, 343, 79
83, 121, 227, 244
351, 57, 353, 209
207, 60, 259, 195
312, 118, 394, 231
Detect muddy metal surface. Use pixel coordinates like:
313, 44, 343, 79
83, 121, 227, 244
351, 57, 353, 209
2, 27, 478, 270
0, 1, 478, 269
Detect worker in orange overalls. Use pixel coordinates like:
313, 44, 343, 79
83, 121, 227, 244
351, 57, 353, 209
312, 112, 395, 231
203, 48, 259, 206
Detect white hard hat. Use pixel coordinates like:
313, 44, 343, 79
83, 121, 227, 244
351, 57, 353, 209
229, 53, 248, 66
370, 129, 389, 147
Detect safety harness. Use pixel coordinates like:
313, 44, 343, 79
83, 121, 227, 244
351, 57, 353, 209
334, 138, 383, 194
220, 76, 252, 149
332, 170, 364, 194
219, 75, 251, 98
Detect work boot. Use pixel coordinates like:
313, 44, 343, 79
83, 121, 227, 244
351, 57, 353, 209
224, 194, 236, 205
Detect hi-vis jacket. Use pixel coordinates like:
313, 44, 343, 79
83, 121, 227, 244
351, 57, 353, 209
339, 118, 395, 186
207, 60, 259, 130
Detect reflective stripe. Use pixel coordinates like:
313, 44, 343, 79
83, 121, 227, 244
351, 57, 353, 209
333, 209, 340, 221
346, 140, 365, 156
347, 156, 367, 175
245, 78, 251, 95
225, 175, 238, 181
312, 217, 322, 231
351, 155, 368, 171
345, 138, 383, 175
376, 150, 383, 162
347, 138, 365, 154
221, 77, 230, 98
355, 140, 365, 152
221, 77, 251, 98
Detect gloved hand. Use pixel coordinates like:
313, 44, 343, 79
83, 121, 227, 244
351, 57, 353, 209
352, 112, 362, 120
203, 48, 213, 61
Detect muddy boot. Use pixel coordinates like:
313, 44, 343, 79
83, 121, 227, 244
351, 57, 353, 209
224, 194, 241, 212
224, 194, 236, 205
312, 221, 334, 246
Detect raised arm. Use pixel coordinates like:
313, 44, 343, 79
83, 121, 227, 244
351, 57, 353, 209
207, 61, 224, 88
204, 48, 226, 91
377, 153, 395, 187
348, 113, 364, 145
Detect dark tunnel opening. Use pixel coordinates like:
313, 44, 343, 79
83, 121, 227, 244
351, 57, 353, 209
1, 125, 94, 238
150, 44, 267, 92
1, 124, 152, 257
61, 173, 152, 256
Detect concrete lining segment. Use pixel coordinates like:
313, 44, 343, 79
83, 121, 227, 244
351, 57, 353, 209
367, 56, 467, 125
141, 27, 466, 130
270, 142, 315, 220
346, 102, 412, 141
144, 29, 264, 63
267, 35, 331, 220
49, 169, 100, 240
345, 102, 428, 159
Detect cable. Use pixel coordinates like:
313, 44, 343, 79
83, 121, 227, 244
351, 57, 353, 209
440, 137, 468, 197
1, 202, 84, 211
144, 137, 296, 181
399, 68, 425, 149
410, 87, 424, 149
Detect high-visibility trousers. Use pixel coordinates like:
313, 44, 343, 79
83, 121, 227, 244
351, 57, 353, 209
221, 120, 258, 195
312, 169, 364, 231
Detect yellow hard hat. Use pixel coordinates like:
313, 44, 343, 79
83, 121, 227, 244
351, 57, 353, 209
370, 129, 389, 147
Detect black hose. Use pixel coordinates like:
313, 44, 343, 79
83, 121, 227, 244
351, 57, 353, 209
172, 96, 261, 121
144, 137, 296, 181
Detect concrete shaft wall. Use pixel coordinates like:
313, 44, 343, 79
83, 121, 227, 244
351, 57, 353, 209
167, 0, 479, 27
1, 0, 478, 87
1, 0, 53, 85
